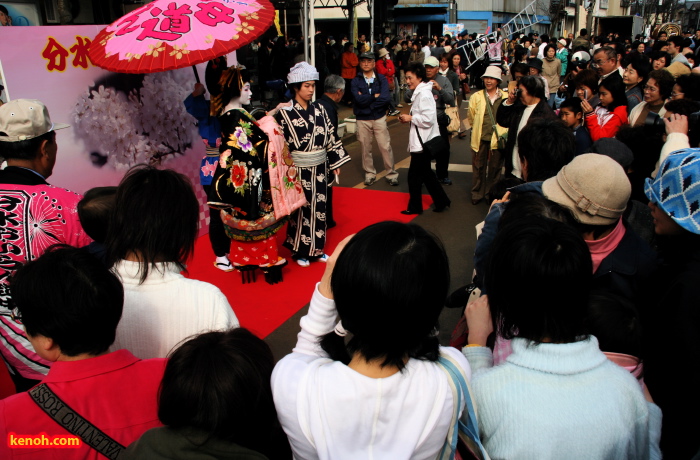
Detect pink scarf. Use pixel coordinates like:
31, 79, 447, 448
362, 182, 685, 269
586, 218, 626, 273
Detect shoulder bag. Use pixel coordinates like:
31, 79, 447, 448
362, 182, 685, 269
29, 383, 126, 459
445, 106, 461, 133
436, 353, 490, 460
483, 91, 507, 151
413, 123, 448, 159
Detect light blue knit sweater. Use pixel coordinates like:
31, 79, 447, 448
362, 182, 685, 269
463, 336, 662, 460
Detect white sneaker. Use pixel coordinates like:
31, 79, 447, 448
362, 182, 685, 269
318, 254, 329, 262
296, 258, 310, 267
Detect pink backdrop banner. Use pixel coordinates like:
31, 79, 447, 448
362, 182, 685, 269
0, 25, 233, 235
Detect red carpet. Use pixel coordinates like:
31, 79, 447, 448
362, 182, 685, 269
185, 187, 433, 338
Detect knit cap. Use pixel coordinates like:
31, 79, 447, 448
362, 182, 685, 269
645, 148, 700, 234
287, 62, 319, 84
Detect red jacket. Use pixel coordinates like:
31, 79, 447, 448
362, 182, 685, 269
376, 58, 395, 79
0, 350, 166, 460
585, 105, 629, 142
341, 52, 359, 79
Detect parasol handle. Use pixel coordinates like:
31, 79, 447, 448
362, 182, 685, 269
193, 65, 201, 84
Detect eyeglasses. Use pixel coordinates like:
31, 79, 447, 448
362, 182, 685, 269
643, 85, 658, 92
671, 91, 684, 98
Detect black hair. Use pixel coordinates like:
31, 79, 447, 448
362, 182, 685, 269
518, 74, 547, 99
580, 28, 588, 36
511, 62, 529, 78
616, 126, 665, 202
543, 44, 556, 57
485, 217, 592, 344
517, 117, 575, 181
77, 186, 117, 243
674, 74, 700, 101
598, 74, 627, 111
665, 98, 700, 116
320, 221, 449, 370
514, 47, 529, 63
573, 68, 599, 93
158, 328, 277, 452
0, 131, 55, 161
667, 35, 684, 48
625, 53, 651, 83
585, 290, 643, 359
665, 100, 700, 146
216, 67, 251, 111
560, 96, 584, 114
104, 165, 199, 283
647, 69, 675, 100
405, 63, 428, 82
10, 246, 124, 356
500, 193, 577, 230
343, 42, 354, 51
650, 51, 670, 67
0, 5, 7, 15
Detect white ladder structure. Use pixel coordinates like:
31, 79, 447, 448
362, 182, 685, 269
454, 0, 546, 71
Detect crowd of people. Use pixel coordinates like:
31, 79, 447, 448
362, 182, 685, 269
0, 24, 699, 460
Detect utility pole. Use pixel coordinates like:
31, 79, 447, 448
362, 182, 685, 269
586, 0, 596, 35
348, 0, 354, 46
369, 0, 374, 49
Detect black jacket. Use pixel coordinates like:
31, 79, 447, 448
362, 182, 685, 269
642, 240, 700, 459
313, 95, 339, 131
496, 98, 556, 175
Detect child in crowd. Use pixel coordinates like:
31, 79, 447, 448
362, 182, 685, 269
77, 186, 116, 265
559, 97, 593, 155
0, 247, 166, 460
582, 74, 629, 141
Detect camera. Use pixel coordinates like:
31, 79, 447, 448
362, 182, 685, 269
645, 110, 700, 145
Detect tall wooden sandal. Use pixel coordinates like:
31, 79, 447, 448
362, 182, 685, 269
235, 265, 258, 283
260, 259, 288, 285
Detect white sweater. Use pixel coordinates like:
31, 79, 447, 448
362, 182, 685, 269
463, 337, 662, 460
111, 260, 239, 359
272, 284, 472, 460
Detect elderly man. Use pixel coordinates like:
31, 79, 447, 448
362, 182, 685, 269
404, 56, 455, 184
352, 52, 399, 186
314, 74, 345, 228
593, 46, 624, 84
0, 99, 90, 392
